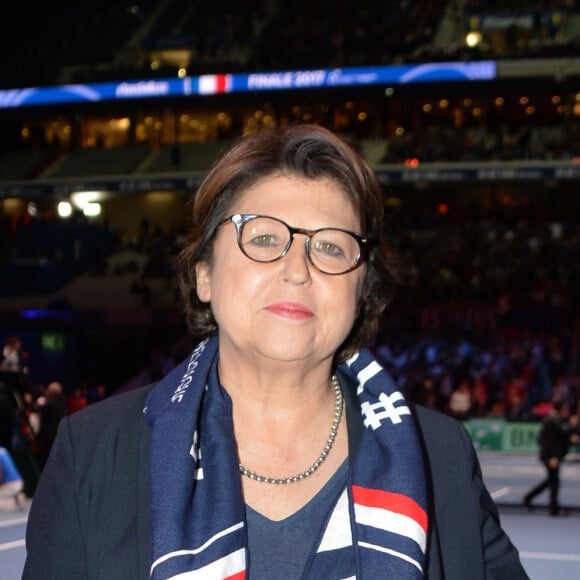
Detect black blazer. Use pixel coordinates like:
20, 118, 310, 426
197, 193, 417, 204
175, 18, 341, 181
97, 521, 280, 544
23, 383, 528, 579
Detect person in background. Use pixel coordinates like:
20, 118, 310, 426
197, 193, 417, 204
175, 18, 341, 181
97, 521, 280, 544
0, 445, 27, 511
0, 337, 27, 451
34, 382, 67, 470
448, 379, 473, 420
87, 382, 108, 405
0, 336, 23, 372
66, 384, 88, 415
568, 412, 580, 451
523, 397, 573, 515
23, 125, 528, 579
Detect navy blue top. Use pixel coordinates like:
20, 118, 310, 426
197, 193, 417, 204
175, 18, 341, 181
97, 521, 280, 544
245, 459, 349, 579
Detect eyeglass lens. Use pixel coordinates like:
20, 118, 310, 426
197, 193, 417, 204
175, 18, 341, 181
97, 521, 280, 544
239, 216, 361, 274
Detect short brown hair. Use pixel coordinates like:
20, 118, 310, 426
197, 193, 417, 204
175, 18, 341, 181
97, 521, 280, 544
174, 124, 400, 362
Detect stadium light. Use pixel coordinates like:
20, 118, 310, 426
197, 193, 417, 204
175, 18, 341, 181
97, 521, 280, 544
82, 202, 101, 217
57, 201, 73, 218
466, 32, 482, 48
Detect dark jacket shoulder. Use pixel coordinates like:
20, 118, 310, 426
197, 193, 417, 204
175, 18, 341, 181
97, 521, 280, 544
67, 383, 154, 429
411, 403, 528, 579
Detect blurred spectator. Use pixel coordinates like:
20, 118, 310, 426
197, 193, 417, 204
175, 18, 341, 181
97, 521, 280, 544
0, 446, 27, 512
504, 376, 529, 417
1, 336, 23, 372
471, 376, 490, 417
0, 368, 33, 451
66, 384, 88, 415
87, 383, 108, 405
448, 380, 473, 420
568, 413, 580, 453
35, 382, 67, 470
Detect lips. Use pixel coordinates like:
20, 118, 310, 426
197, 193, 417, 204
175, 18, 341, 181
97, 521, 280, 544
265, 302, 314, 319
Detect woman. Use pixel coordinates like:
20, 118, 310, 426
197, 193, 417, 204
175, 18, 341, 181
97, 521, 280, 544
24, 125, 528, 579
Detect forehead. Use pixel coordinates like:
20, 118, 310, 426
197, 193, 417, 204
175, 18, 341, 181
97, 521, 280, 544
232, 174, 360, 230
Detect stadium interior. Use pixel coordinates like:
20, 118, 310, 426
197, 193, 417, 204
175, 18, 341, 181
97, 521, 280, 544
0, 0, 578, 428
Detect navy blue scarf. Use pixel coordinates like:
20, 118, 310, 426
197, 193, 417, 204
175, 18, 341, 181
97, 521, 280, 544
145, 334, 428, 579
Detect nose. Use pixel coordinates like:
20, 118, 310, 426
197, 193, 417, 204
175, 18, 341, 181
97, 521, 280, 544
279, 234, 311, 284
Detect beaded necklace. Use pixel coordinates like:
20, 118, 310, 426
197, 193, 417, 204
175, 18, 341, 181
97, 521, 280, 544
239, 375, 343, 484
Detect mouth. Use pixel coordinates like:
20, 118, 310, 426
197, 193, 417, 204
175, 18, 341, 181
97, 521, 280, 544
265, 302, 314, 320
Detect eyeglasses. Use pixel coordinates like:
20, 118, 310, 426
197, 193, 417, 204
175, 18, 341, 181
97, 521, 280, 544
221, 213, 370, 275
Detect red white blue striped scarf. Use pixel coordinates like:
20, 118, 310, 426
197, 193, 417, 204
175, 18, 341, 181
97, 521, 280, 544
146, 333, 428, 579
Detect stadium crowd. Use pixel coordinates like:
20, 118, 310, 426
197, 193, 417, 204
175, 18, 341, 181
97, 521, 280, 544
2, 186, 578, 426
1, 0, 579, 491
378, 119, 580, 164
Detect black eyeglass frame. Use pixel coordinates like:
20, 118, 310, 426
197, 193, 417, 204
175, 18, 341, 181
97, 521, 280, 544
220, 213, 371, 275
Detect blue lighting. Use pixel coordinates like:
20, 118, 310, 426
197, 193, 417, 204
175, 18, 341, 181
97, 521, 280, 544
0, 61, 497, 109
20, 309, 74, 320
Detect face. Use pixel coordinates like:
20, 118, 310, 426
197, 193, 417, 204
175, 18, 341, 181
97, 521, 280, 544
195, 174, 366, 368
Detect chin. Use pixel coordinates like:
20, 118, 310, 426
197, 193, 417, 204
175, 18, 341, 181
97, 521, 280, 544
258, 344, 311, 363
256, 332, 339, 366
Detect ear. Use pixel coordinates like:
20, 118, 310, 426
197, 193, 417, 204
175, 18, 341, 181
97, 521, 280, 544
195, 261, 212, 302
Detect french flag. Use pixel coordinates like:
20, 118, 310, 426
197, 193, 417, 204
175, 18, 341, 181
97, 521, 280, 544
164, 548, 246, 579
353, 485, 428, 571
198, 74, 232, 95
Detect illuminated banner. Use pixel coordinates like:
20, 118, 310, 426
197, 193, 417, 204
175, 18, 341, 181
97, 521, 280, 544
0, 61, 497, 109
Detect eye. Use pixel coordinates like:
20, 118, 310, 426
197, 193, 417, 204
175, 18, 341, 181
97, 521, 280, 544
313, 239, 345, 258
244, 227, 287, 250
249, 233, 278, 247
